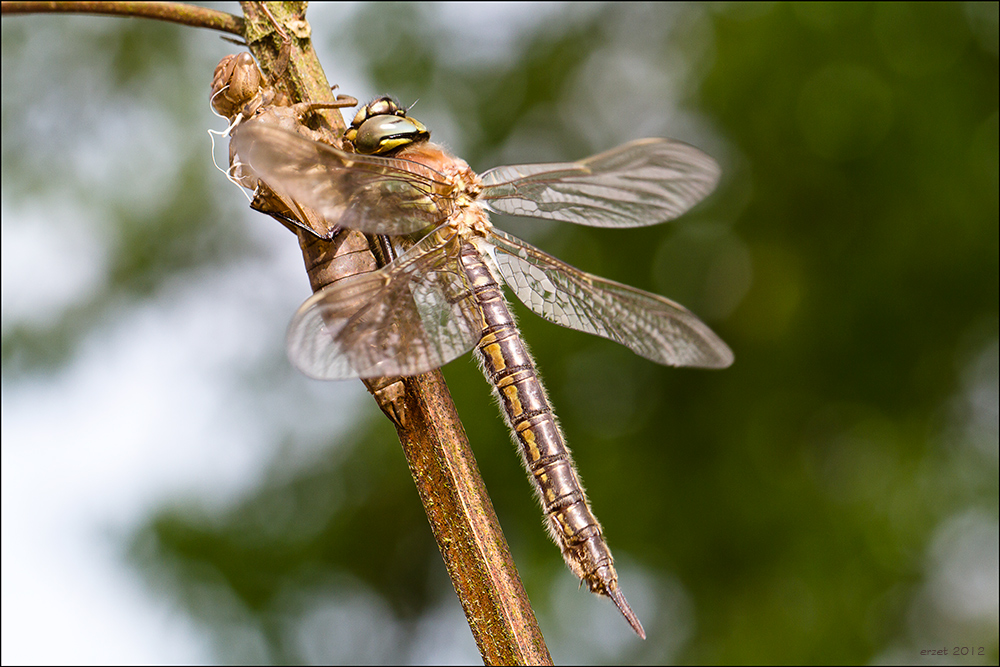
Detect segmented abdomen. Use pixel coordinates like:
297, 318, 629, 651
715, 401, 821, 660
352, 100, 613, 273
459, 242, 622, 597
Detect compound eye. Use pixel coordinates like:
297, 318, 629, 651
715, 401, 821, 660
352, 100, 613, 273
350, 106, 368, 127
367, 96, 398, 117
354, 114, 428, 154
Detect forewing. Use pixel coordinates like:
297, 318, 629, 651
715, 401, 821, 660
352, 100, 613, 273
232, 119, 453, 237
287, 230, 483, 379
486, 229, 733, 368
479, 138, 720, 228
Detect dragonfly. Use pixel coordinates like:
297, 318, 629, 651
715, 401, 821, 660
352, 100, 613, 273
231, 95, 733, 639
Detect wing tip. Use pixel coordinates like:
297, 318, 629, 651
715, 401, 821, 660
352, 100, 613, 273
705, 344, 735, 369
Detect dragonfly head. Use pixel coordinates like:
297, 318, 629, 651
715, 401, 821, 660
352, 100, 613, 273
344, 95, 430, 156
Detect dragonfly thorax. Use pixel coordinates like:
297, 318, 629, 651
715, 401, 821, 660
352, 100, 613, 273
394, 141, 491, 238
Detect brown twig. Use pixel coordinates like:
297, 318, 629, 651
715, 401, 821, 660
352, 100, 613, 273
1, 1, 243, 34
237, 3, 553, 664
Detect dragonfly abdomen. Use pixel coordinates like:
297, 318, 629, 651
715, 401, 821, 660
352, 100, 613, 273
459, 244, 627, 600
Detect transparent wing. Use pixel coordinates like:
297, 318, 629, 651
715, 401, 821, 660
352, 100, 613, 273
486, 228, 733, 368
479, 138, 720, 228
233, 119, 454, 237
287, 230, 483, 379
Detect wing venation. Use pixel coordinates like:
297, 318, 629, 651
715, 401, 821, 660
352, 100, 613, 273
233, 120, 453, 237
486, 228, 733, 368
479, 138, 720, 228
287, 230, 483, 379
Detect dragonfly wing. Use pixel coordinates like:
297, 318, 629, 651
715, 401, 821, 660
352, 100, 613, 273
233, 119, 453, 237
288, 230, 483, 379
479, 138, 720, 228
486, 229, 733, 368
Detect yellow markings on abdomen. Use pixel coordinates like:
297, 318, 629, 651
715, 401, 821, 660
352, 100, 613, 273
481, 341, 506, 372
535, 472, 557, 503
502, 384, 522, 417
553, 511, 574, 536
516, 420, 542, 462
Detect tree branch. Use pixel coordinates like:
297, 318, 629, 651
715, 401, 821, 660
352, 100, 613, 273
1, 1, 243, 34
235, 3, 553, 664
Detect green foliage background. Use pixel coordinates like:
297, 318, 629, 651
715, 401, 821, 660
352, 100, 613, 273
2, 3, 997, 664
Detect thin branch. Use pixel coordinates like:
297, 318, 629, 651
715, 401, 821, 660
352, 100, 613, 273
0, 1, 243, 35
237, 3, 553, 664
